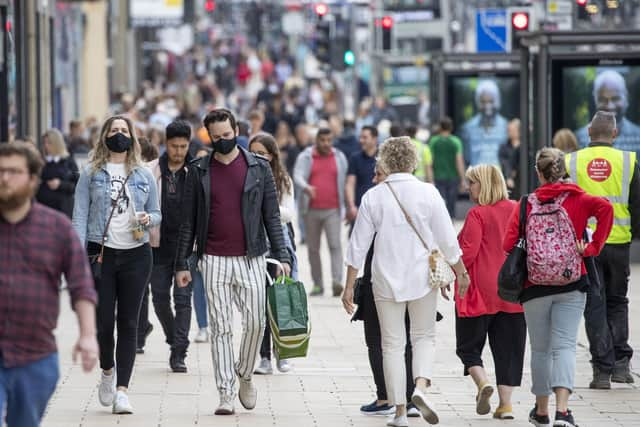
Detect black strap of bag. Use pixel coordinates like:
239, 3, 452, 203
93, 174, 131, 265
518, 194, 528, 240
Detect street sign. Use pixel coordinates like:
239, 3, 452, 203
130, 0, 184, 27
476, 9, 507, 53
282, 11, 305, 36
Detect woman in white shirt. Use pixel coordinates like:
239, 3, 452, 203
343, 136, 470, 427
248, 133, 298, 375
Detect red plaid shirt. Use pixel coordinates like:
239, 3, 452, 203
0, 202, 97, 368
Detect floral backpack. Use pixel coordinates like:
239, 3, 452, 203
525, 192, 582, 286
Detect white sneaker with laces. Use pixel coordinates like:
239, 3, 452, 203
98, 370, 116, 407
112, 390, 133, 414
194, 328, 208, 343
254, 358, 273, 375
277, 359, 292, 373
238, 377, 257, 410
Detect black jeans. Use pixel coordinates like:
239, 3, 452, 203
260, 263, 279, 360
137, 285, 152, 348
435, 179, 458, 218
150, 263, 193, 353
89, 242, 152, 388
361, 283, 413, 402
586, 243, 633, 368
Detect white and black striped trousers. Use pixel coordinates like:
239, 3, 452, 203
199, 254, 267, 399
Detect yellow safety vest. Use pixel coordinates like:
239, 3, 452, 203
565, 146, 636, 244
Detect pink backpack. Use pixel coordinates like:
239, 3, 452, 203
526, 193, 582, 286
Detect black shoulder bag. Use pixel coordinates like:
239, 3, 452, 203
497, 194, 528, 303
88, 174, 130, 281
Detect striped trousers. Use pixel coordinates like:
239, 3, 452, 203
199, 254, 267, 399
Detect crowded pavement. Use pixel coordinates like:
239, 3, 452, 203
42, 237, 640, 427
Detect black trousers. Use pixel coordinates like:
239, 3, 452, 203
150, 262, 193, 353
137, 285, 152, 348
455, 311, 526, 387
361, 283, 414, 402
586, 243, 633, 367
260, 263, 279, 360
89, 242, 152, 388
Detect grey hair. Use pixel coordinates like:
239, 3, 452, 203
378, 136, 418, 174
475, 79, 501, 110
593, 70, 628, 106
589, 110, 617, 140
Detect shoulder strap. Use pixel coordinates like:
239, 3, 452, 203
97, 173, 131, 263
385, 182, 430, 252
518, 194, 528, 238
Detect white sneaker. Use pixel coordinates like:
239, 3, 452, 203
411, 388, 439, 425
277, 359, 292, 373
387, 415, 409, 427
214, 396, 235, 415
98, 370, 116, 407
238, 377, 257, 410
194, 328, 208, 343
112, 390, 133, 414
254, 358, 273, 375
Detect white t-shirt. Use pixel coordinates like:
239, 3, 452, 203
105, 163, 139, 250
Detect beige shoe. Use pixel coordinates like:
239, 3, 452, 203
476, 383, 494, 415
214, 396, 235, 415
238, 377, 257, 410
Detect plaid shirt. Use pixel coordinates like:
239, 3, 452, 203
0, 202, 97, 368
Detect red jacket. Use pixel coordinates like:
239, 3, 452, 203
503, 182, 613, 290
457, 199, 524, 317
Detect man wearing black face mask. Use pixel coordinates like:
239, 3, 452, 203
174, 108, 291, 416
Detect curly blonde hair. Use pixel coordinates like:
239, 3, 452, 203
89, 115, 142, 175
378, 136, 417, 174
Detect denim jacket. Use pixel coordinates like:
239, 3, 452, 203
72, 163, 161, 246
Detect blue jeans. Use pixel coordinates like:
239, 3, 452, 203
192, 267, 208, 329
0, 353, 59, 427
435, 179, 458, 218
523, 290, 586, 396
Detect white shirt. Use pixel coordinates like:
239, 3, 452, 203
279, 176, 295, 224
105, 163, 139, 250
345, 173, 462, 302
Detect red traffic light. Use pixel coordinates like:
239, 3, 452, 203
381, 16, 393, 29
205, 0, 216, 12
511, 12, 529, 30
314, 3, 329, 16
576, 0, 588, 5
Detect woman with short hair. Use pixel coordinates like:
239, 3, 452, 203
456, 164, 526, 420
343, 136, 470, 427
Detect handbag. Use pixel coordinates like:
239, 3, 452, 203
88, 174, 131, 282
497, 194, 528, 303
385, 182, 455, 289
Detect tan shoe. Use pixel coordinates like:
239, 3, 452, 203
476, 383, 494, 415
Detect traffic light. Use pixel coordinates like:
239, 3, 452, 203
314, 3, 329, 18
315, 20, 331, 64
343, 50, 355, 66
204, 0, 215, 13
381, 16, 393, 51
576, 0, 589, 20
510, 10, 529, 51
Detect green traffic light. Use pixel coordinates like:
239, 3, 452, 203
344, 50, 355, 66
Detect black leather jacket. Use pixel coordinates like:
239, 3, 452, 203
175, 147, 290, 271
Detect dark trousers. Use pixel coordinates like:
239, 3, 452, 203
150, 263, 193, 353
137, 285, 152, 347
361, 284, 414, 402
260, 263, 278, 360
586, 243, 633, 367
90, 243, 152, 388
455, 312, 526, 386
435, 179, 458, 218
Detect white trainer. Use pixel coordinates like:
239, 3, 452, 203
277, 359, 292, 373
254, 358, 273, 375
194, 328, 208, 343
411, 388, 439, 425
98, 370, 116, 407
214, 396, 235, 415
238, 377, 257, 410
112, 390, 133, 414
387, 414, 409, 427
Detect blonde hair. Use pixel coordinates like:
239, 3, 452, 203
465, 164, 509, 206
552, 128, 578, 153
536, 147, 567, 183
43, 128, 69, 158
378, 136, 417, 174
89, 115, 142, 175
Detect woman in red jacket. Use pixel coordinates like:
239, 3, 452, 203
503, 147, 613, 427
456, 165, 526, 421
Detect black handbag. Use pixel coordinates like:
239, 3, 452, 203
498, 195, 528, 303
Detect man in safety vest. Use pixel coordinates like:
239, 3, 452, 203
566, 110, 640, 389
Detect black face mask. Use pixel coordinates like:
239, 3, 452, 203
105, 132, 132, 153
212, 137, 237, 155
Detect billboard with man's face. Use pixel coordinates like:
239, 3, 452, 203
551, 59, 640, 157
446, 74, 520, 166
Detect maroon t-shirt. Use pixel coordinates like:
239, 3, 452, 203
205, 154, 248, 256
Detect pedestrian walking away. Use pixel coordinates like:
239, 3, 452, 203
0, 142, 98, 427
565, 111, 640, 389
456, 164, 526, 420
72, 115, 161, 415
294, 127, 348, 297
345, 125, 378, 234
343, 136, 470, 426
429, 117, 466, 219
174, 108, 291, 416
503, 147, 613, 427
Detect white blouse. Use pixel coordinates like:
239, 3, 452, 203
279, 176, 295, 225
345, 173, 462, 302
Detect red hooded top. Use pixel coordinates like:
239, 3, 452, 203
503, 182, 613, 302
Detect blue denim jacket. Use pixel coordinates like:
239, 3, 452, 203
72, 163, 161, 246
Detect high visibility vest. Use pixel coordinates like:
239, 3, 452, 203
565, 146, 636, 244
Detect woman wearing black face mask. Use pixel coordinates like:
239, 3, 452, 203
72, 115, 161, 415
